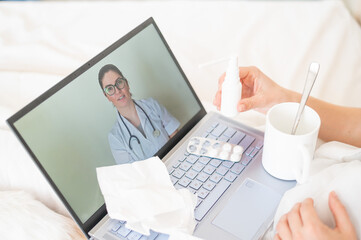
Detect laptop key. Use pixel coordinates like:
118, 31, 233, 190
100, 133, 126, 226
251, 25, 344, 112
201, 132, 209, 138
192, 162, 204, 172
178, 155, 186, 162
196, 172, 209, 182
172, 169, 185, 179
153, 233, 168, 240
222, 161, 234, 168
179, 162, 192, 172
196, 198, 203, 207
250, 148, 260, 157
228, 131, 246, 145
111, 222, 122, 232
217, 135, 229, 142
117, 226, 131, 237
203, 180, 216, 191
224, 172, 237, 182
223, 127, 236, 138
189, 179, 203, 190
230, 163, 245, 175
210, 124, 227, 137
127, 231, 143, 240
254, 140, 264, 149
170, 176, 178, 185
245, 147, 255, 156
194, 180, 231, 221
186, 155, 198, 164
207, 134, 217, 140
198, 156, 211, 165
206, 126, 214, 133
216, 165, 229, 176
241, 155, 253, 166
185, 169, 198, 180
187, 187, 197, 194
198, 188, 210, 199
239, 135, 255, 151
203, 165, 216, 175
211, 122, 219, 128
172, 161, 181, 168
178, 177, 191, 187
209, 173, 222, 183
210, 159, 222, 168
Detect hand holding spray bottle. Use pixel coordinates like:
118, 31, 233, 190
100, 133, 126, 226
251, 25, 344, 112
220, 56, 242, 117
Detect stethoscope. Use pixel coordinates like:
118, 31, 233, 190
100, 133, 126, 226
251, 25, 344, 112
117, 100, 161, 156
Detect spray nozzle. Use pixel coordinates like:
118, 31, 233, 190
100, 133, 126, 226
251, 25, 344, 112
198, 55, 238, 69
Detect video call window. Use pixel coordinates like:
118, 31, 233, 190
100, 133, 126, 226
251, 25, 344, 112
13, 24, 201, 223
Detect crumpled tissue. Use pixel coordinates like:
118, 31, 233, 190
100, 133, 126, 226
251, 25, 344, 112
96, 157, 201, 240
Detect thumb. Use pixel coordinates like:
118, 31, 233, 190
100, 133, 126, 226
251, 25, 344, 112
329, 191, 354, 232
237, 95, 263, 112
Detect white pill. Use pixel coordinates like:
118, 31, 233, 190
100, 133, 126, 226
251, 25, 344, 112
191, 138, 200, 145
222, 143, 232, 152
209, 148, 218, 158
233, 146, 243, 154
230, 153, 241, 162
219, 151, 229, 160
200, 148, 208, 155
202, 140, 211, 147
188, 145, 197, 152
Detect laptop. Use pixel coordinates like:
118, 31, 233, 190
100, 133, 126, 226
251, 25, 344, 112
7, 17, 295, 240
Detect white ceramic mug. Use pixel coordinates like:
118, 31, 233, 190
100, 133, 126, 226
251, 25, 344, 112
262, 102, 321, 183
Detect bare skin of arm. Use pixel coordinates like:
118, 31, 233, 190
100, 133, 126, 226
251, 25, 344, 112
213, 66, 361, 147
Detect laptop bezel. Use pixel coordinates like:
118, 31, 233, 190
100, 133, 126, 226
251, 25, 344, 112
6, 17, 207, 237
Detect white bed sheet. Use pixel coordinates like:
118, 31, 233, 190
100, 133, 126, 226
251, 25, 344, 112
0, 0, 361, 239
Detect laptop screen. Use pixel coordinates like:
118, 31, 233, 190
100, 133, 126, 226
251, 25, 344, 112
7, 18, 206, 234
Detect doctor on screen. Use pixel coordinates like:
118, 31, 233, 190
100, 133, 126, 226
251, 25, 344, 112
98, 64, 180, 164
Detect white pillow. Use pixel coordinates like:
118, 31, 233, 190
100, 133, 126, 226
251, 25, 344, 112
0, 190, 86, 240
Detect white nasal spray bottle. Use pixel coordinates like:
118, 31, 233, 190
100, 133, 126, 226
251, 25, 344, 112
221, 56, 241, 117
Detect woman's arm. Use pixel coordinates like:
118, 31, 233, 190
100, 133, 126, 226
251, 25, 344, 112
214, 66, 361, 147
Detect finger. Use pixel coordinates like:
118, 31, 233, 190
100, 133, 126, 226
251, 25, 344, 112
237, 94, 264, 112
287, 202, 303, 233
238, 66, 255, 80
213, 90, 222, 110
329, 191, 355, 233
276, 214, 292, 240
273, 233, 281, 240
217, 72, 226, 89
299, 198, 319, 225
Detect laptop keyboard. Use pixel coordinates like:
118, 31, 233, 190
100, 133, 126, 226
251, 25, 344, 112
170, 122, 262, 224
107, 121, 263, 240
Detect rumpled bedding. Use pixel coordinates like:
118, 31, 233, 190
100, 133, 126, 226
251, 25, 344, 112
0, 0, 361, 239
262, 141, 361, 239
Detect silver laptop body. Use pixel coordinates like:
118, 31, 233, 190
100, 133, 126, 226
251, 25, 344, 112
7, 18, 295, 240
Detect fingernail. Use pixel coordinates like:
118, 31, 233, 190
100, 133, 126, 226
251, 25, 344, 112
331, 191, 338, 199
238, 104, 245, 112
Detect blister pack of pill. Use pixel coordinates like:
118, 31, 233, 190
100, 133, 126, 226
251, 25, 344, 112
186, 137, 244, 162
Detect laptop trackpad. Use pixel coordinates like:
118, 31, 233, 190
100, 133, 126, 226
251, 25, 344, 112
212, 178, 282, 240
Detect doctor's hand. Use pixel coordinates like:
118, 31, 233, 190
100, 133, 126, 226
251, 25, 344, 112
213, 66, 296, 114
274, 191, 357, 240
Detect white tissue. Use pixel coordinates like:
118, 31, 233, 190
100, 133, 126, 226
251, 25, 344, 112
96, 157, 200, 240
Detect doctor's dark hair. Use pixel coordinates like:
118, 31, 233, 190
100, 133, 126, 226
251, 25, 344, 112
98, 64, 126, 89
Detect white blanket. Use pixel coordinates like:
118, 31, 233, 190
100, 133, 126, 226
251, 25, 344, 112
262, 141, 361, 239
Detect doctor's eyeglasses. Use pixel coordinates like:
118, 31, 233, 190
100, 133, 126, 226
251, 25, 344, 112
103, 77, 127, 96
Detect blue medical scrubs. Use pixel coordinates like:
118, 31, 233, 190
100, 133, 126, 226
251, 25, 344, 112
108, 98, 180, 164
